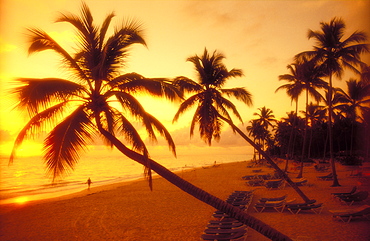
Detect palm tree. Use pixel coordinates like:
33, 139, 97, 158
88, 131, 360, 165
301, 102, 326, 158
276, 64, 304, 163
296, 17, 369, 186
252, 106, 276, 152
174, 48, 311, 204
336, 79, 370, 154
277, 59, 327, 177
247, 119, 266, 161
9, 4, 291, 240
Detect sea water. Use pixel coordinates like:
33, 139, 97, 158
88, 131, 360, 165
0, 146, 252, 204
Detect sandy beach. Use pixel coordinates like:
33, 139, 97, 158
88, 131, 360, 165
1, 160, 369, 241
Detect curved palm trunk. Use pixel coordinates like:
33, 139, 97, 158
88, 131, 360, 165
328, 75, 340, 186
218, 115, 311, 203
98, 128, 292, 241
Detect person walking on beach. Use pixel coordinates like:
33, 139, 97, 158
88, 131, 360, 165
86, 178, 92, 190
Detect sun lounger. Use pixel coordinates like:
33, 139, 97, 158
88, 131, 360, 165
254, 200, 287, 213
337, 191, 369, 206
264, 179, 285, 189
329, 205, 370, 223
242, 174, 257, 180
259, 195, 287, 203
201, 229, 247, 241
292, 178, 308, 186
285, 201, 323, 214
246, 179, 264, 186
331, 186, 357, 198
317, 173, 333, 180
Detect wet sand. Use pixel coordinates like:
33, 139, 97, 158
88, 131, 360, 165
1, 160, 369, 240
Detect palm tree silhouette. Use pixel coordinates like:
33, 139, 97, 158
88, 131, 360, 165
9, 4, 292, 240
174, 49, 311, 204
281, 59, 327, 178
336, 79, 370, 155
276, 64, 304, 165
246, 119, 266, 162
252, 106, 276, 152
296, 17, 369, 186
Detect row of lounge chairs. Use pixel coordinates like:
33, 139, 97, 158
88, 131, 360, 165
201, 191, 254, 241
242, 172, 282, 181
329, 187, 370, 222
247, 179, 286, 190
333, 190, 369, 206
254, 195, 324, 214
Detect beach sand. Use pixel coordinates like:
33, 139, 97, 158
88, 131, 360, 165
1, 160, 370, 241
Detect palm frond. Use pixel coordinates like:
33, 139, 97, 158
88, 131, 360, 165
173, 76, 203, 93
117, 76, 182, 101
101, 21, 146, 77
99, 12, 115, 50
173, 93, 201, 123
221, 88, 253, 106
145, 113, 176, 157
43, 106, 94, 180
9, 102, 67, 164
27, 29, 88, 80
12, 78, 84, 116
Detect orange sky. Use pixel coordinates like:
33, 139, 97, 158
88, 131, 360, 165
1, 0, 369, 157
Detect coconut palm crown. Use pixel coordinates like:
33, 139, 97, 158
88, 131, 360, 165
173, 48, 253, 145
9, 3, 180, 182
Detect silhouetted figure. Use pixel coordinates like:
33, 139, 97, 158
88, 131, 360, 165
86, 178, 92, 190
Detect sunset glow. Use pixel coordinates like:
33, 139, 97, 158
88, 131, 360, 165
1, 0, 369, 156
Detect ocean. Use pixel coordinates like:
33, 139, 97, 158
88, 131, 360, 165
0, 146, 252, 205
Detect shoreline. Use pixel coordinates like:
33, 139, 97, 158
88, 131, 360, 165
1, 160, 370, 240
0, 162, 218, 214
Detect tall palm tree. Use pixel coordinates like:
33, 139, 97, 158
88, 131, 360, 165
301, 102, 326, 158
276, 64, 304, 162
296, 17, 369, 186
336, 79, 370, 154
252, 106, 276, 152
277, 59, 327, 177
9, 4, 291, 240
247, 119, 266, 161
174, 48, 311, 204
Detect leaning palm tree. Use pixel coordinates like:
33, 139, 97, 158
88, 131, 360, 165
296, 17, 369, 186
173, 48, 311, 204
9, 4, 291, 240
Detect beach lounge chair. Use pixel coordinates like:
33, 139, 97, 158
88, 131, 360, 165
254, 200, 286, 213
201, 229, 247, 241
207, 221, 245, 229
264, 179, 285, 190
317, 173, 333, 180
329, 205, 370, 223
338, 191, 369, 206
246, 179, 264, 186
285, 200, 323, 214
242, 174, 257, 180
259, 195, 287, 203
331, 186, 357, 198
